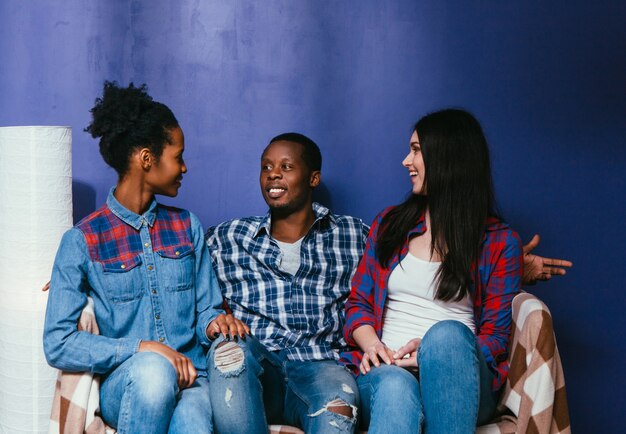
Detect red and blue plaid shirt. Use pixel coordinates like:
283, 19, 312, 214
342, 207, 522, 391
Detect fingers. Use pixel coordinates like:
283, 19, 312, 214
522, 234, 540, 254
139, 341, 197, 390
544, 266, 566, 276
233, 318, 250, 337
360, 354, 371, 375
41, 281, 50, 292
542, 258, 573, 268
185, 359, 198, 388
218, 315, 232, 338
222, 315, 247, 340
394, 354, 417, 368
362, 342, 392, 373
175, 356, 188, 389
375, 345, 393, 365
209, 314, 250, 341
206, 320, 221, 340
394, 344, 410, 360
176, 354, 198, 389
227, 315, 246, 340
394, 338, 421, 360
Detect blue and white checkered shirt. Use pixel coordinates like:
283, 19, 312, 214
206, 203, 369, 362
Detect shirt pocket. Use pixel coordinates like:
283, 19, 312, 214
154, 244, 195, 292
99, 255, 144, 303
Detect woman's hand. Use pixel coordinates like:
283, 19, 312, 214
360, 341, 395, 374
206, 314, 250, 341
393, 338, 422, 368
139, 341, 197, 389
522, 234, 572, 285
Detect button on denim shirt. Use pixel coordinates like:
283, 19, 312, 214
44, 188, 224, 375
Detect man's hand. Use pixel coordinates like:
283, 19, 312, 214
139, 341, 197, 389
522, 234, 573, 285
206, 314, 250, 341
393, 338, 422, 368
360, 341, 395, 375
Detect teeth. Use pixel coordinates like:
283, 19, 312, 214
410, 171, 418, 176
269, 188, 285, 193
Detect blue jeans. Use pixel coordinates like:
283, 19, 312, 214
100, 352, 213, 434
357, 320, 500, 434
207, 335, 359, 434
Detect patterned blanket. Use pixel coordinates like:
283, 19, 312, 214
48, 298, 113, 434
477, 292, 571, 434
48, 292, 570, 433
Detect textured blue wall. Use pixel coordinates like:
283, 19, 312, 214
1, 1, 624, 431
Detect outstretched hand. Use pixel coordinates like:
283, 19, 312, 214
522, 234, 573, 285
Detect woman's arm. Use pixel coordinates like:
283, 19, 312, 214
352, 325, 394, 374
43, 229, 141, 373
190, 213, 248, 344
343, 214, 384, 347
476, 228, 523, 368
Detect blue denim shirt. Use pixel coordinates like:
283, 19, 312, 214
44, 188, 223, 375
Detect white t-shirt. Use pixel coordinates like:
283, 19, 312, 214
381, 252, 475, 351
275, 237, 304, 276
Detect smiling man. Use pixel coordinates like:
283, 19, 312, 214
205, 133, 367, 434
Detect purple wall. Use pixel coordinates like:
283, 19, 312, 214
2, 1, 624, 431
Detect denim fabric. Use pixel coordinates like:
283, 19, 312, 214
44, 188, 224, 374
100, 352, 213, 434
207, 335, 359, 434
357, 320, 499, 434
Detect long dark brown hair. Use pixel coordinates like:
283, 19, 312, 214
376, 109, 498, 301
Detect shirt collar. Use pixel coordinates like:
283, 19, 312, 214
106, 187, 158, 230
253, 202, 335, 238
407, 212, 428, 238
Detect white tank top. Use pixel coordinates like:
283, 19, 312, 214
381, 252, 475, 351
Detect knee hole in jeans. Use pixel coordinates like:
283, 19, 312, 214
309, 398, 358, 421
214, 341, 245, 374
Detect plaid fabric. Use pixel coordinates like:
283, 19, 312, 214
206, 203, 369, 362
342, 207, 523, 391
78, 204, 193, 266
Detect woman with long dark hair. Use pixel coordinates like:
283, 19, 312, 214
43, 82, 248, 433
343, 109, 522, 433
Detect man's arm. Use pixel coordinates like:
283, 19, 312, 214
522, 234, 573, 285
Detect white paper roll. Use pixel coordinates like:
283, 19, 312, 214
0, 126, 72, 433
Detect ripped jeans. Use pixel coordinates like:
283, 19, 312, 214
207, 335, 359, 434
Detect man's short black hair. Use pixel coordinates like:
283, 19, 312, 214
268, 132, 322, 172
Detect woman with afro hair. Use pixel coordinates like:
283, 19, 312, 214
43, 81, 249, 433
